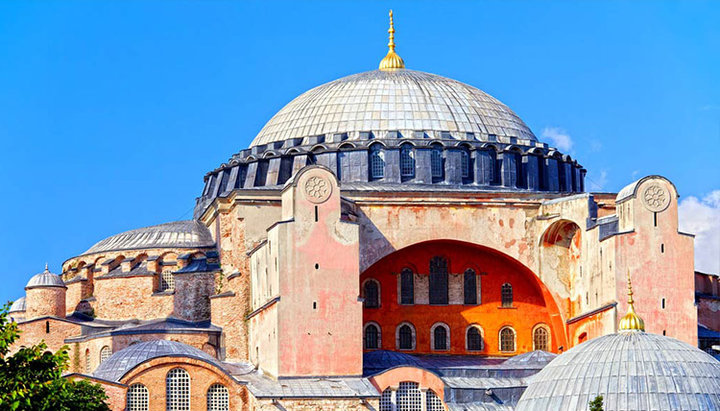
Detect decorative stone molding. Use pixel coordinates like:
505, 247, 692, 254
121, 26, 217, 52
641, 183, 670, 212
303, 176, 332, 204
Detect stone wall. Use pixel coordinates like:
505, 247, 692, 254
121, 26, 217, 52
25, 287, 65, 318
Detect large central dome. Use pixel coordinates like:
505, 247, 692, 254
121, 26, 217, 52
250, 69, 536, 148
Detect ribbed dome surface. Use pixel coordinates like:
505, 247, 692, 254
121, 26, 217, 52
83, 220, 214, 255
26, 267, 65, 289
9, 296, 26, 312
94, 340, 224, 382
250, 69, 536, 147
515, 331, 720, 411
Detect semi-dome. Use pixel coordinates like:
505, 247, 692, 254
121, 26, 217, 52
82, 220, 215, 255
9, 296, 26, 313
251, 69, 535, 148
25, 265, 65, 289
93, 340, 224, 382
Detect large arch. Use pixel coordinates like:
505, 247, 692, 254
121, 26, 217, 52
360, 240, 567, 355
538, 219, 582, 319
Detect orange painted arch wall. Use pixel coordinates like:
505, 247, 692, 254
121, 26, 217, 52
361, 240, 567, 356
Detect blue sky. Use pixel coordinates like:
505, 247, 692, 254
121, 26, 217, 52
0, 1, 718, 303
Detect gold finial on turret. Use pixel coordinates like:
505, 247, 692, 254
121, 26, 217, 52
379, 10, 405, 71
618, 270, 645, 332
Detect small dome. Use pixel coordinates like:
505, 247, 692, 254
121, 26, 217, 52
25, 265, 65, 289
515, 331, 720, 411
82, 220, 215, 255
94, 340, 224, 382
9, 296, 26, 313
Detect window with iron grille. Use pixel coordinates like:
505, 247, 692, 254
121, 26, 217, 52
126, 384, 149, 411
363, 280, 379, 308
369, 145, 385, 179
396, 382, 422, 410
534, 327, 549, 351
429, 256, 449, 305
400, 145, 415, 177
166, 368, 190, 411
379, 388, 393, 411
463, 269, 477, 305
431, 147, 443, 178
432, 324, 448, 351
467, 326, 483, 351
501, 283, 513, 307
364, 323, 380, 349
500, 327, 515, 352
99, 346, 111, 364
398, 324, 414, 350
207, 384, 229, 411
160, 270, 175, 292
461, 149, 471, 178
400, 268, 414, 304
426, 389, 445, 411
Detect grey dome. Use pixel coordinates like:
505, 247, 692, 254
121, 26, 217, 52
82, 220, 214, 255
26, 267, 65, 289
516, 331, 720, 411
251, 69, 536, 148
93, 340, 224, 382
9, 296, 26, 313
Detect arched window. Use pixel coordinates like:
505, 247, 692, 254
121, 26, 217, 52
426, 389, 445, 411
431, 145, 443, 179
500, 327, 516, 352
460, 149, 471, 179
431, 323, 450, 351
166, 368, 190, 411
397, 381, 422, 409
397, 323, 415, 350
429, 256, 449, 305
501, 283, 513, 307
364, 323, 381, 350
379, 388, 393, 411
400, 268, 414, 305
126, 383, 149, 411
369, 144, 385, 179
466, 325, 483, 351
99, 346, 111, 364
160, 270, 175, 292
534, 326, 550, 351
463, 268, 477, 305
84, 349, 91, 373
400, 144, 415, 178
207, 384, 229, 411
363, 280, 380, 308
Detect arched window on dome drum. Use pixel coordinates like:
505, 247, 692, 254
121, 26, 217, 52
461, 149, 471, 179
207, 384, 229, 411
364, 323, 380, 349
166, 368, 190, 411
426, 389, 444, 411
397, 382, 422, 410
369, 144, 385, 179
467, 326, 483, 351
126, 383, 149, 411
99, 346, 111, 364
464, 268, 477, 305
500, 327, 516, 352
534, 327, 549, 351
398, 324, 414, 350
400, 144, 415, 178
501, 283, 513, 307
160, 270, 175, 292
431, 145, 443, 180
429, 256, 449, 305
432, 324, 448, 351
363, 280, 379, 308
400, 268, 414, 304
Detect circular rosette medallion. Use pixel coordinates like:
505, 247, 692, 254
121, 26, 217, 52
641, 183, 670, 212
303, 176, 332, 204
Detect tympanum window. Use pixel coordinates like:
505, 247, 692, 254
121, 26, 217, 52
398, 324, 414, 350
500, 327, 516, 352
364, 324, 380, 349
400, 268, 414, 304
464, 269, 477, 304
501, 283, 513, 307
467, 326, 483, 351
432, 324, 448, 351
363, 280, 379, 308
207, 384, 229, 411
429, 256, 449, 305
166, 368, 190, 411
534, 327, 549, 351
126, 384, 149, 411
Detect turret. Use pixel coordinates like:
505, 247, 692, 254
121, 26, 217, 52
24, 264, 66, 319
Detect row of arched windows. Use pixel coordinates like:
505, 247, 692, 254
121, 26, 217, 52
369, 144, 473, 182
84, 345, 112, 373
126, 368, 229, 411
364, 322, 551, 352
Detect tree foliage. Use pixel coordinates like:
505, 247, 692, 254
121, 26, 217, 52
0, 303, 110, 411
589, 395, 604, 411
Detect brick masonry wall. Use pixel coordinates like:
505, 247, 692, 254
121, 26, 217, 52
25, 288, 65, 318
94, 276, 173, 321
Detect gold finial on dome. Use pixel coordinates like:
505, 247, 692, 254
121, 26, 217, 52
379, 10, 405, 70
618, 270, 645, 332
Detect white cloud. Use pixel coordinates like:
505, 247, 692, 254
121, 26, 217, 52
541, 127, 574, 153
679, 190, 720, 275
587, 170, 608, 191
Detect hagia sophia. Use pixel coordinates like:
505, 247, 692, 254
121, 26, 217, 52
7, 11, 720, 411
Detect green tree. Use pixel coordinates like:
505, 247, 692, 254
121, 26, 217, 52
589, 395, 604, 411
0, 303, 110, 411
